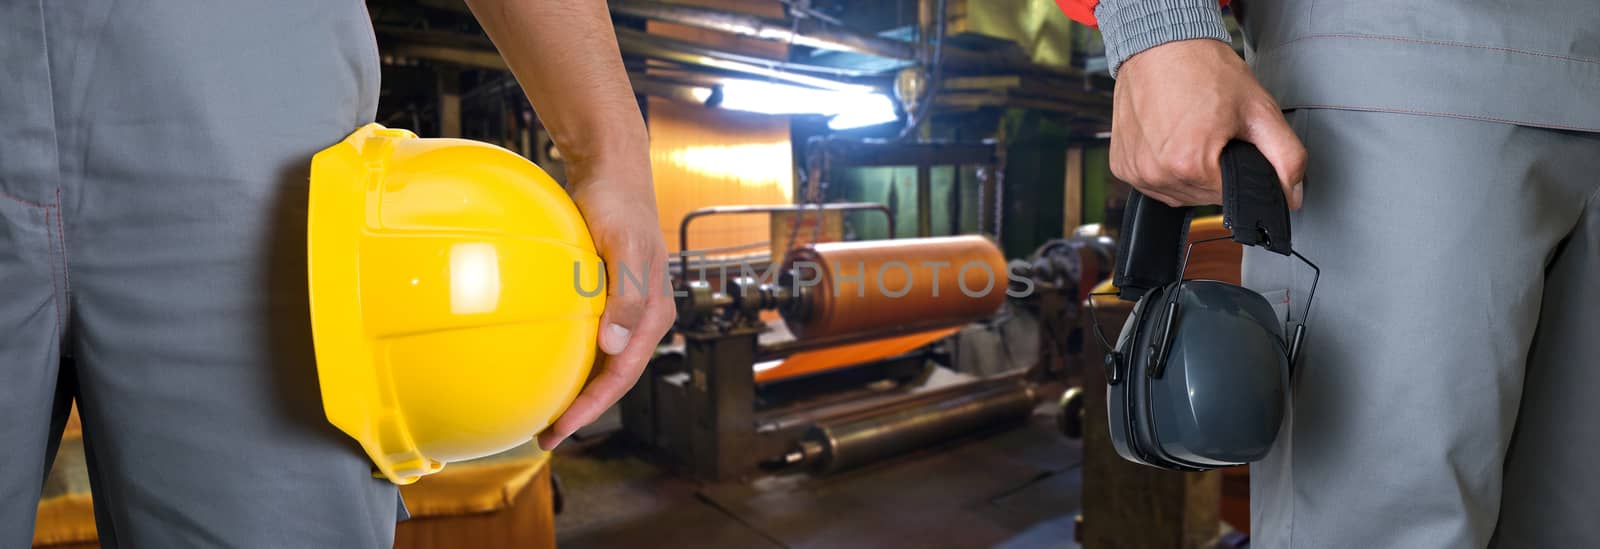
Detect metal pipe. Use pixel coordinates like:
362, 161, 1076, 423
613, 26, 877, 80
375, 25, 880, 88
896, 0, 947, 141
677, 202, 895, 279
626, 74, 712, 105
608, 0, 1062, 77
390, 42, 506, 71
794, 380, 1035, 473
758, 371, 1028, 433
610, 0, 917, 61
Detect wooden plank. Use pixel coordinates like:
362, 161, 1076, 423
437, 68, 461, 138
394, 460, 557, 549
917, 164, 933, 237
942, 75, 1025, 90
1064, 146, 1083, 233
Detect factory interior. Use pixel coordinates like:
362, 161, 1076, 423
32, 1, 1254, 548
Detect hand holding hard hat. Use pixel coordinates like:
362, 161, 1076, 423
307, 124, 671, 484
545, 142, 678, 453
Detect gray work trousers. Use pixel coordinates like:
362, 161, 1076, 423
1, 2, 398, 547
1244, 108, 1600, 547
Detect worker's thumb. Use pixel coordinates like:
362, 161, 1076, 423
1240, 106, 1308, 210
600, 321, 632, 356
598, 262, 648, 355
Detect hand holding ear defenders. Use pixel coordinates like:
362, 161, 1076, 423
1220, 140, 1293, 255
1091, 140, 1320, 472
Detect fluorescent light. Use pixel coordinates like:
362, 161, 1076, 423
827, 94, 899, 129
698, 58, 863, 92
711, 79, 899, 130
689, 86, 714, 103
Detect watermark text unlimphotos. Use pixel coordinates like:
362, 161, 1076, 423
573, 249, 1035, 299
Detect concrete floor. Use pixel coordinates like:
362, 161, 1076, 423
38, 379, 1083, 549
551, 408, 1084, 549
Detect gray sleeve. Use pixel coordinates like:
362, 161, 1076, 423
1095, 0, 1231, 76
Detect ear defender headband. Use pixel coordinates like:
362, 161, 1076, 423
1088, 141, 1320, 472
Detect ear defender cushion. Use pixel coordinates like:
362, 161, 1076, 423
1113, 285, 1201, 470
1107, 292, 1150, 467
1129, 284, 1213, 471
1125, 287, 1163, 464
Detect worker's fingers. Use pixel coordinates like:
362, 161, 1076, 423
1109, 122, 1229, 207
1133, 158, 1220, 207
1239, 102, 1308, 210
554, 160, 669, 451
1111, 145, 1209, 208
1151, 138, 1228, 205
539, 293, 674, 450
1137, 187, 1191, 209
543, 238, 673, 450
596, 243, 664, 355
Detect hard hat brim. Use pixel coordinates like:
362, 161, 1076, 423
309, 124, 441, 485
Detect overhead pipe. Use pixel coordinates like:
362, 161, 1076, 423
609, 0, 1079, 77
610, 0, 917, 61
893, 0, 948, 141
392, 2, 1103, 81
612, 26, 878, 81
375, 26, 886, 94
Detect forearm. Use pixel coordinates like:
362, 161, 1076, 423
1096, 0, 1231, 76
464, 0, 648, 188
1057, 0, 1232, 76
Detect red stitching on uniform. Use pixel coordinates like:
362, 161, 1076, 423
0, 189, 51, 209
1284, 104, 1600, 133
44, 208, 62, 334
55, 188, 71, 308
1281, 33, 1600, 65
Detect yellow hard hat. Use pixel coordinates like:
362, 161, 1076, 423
307, 123, 605, 485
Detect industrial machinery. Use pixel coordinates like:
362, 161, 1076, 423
621, 203, 1112, 482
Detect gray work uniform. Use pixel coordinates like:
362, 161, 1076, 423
2, 2, 399, 547
1092, 0, 1600, 546
1242, 2, 1600, 547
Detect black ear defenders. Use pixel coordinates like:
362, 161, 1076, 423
1088, 141, 1320, 472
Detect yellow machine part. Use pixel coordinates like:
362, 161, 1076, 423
308, 124, 605, 485
1179, 215, 1242, 284
1089, 214, 1241, 306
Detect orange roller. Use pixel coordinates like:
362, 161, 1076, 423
754, 327, 960, 384
780, 236, 1008, 340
